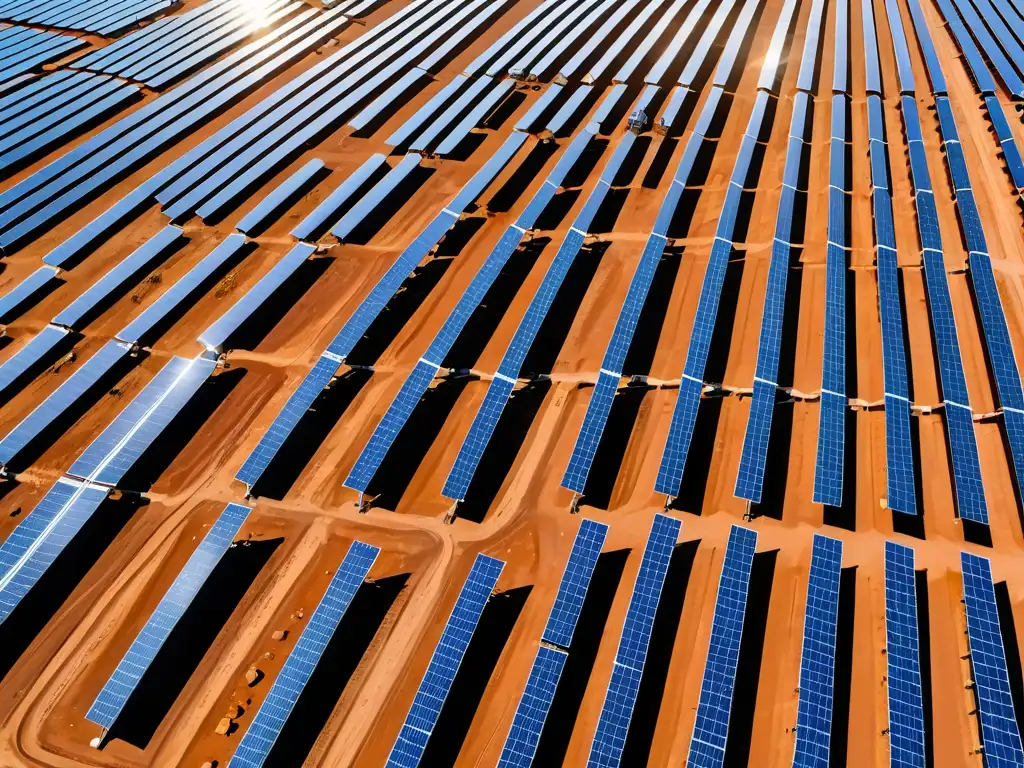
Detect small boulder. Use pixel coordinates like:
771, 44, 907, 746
215, 718, 232, 736
271, 629, 287, 641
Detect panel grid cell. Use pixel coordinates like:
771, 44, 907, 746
884, 541, 926, 768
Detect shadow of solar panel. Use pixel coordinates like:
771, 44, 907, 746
0, 477, 108, 624
884, 541, 926, 768
198, 242, 315, 352
67, 354, 217, 487
87, 502, 252, 731
960, 552, 1024, 767
793, 535, 842, 767
117, 234, 248, 345
685, 525, 757, 768
228, 540, 379, 768
386, 553, 504, 768
0, 339, 131, 467
587, 513, 679, 767
52, 225, 184, 331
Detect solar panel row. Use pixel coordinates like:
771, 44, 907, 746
793, 535, 842, 767
0, 265, 58, 323
883, 541, 926, 768
960, 553, 1024, 767
228, 540, 379, 767
587, 513, 680, 766
0, 324, 69, 400
0, 476, 109, 624
387, 553, 504, 767
685, 525, 757, 768
87, 502, 253, 731
1, 0, 171, 35
234, 135, 527, 494
291, 153, 387, 242
236, 159, 326, 236
498, 519, 608, 767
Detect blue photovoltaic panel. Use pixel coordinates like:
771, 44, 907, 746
87, 502, 252, 730
344, 359, 439, 493
435, 79, 515, 156
734, 379, 777, 502
228, 540, 380, 768
410, 76, 492, 152
884, 394, 917, 515
329, 154, 421, 243
291, 154, 387, 241
385, 75, 468, 147
685, 525, 757, 768
387, 553, 504, 767
542, 518, 608, 649
0, 339, 131, 466
234, 353, 340, 490
654, 375, 704, 498
793, 535, 842, 768
561, 371, 620, 495
0, 265, 58, 322
198, 243, 315, 352
68, 354, 217, 487
0, 477, 108, 624
441, 375, 516, 501
813, 391, 845, 507
983, 95, 1024, 190
52, 225, 184, 330
587, 513, 680, 767
117, 234, 248, 345
884, 541, 926, 768
449, 132, 529, 212
236, 159, 325, 235
945, 403, 988, 521
498, 644, 568, 768
960, 552, 1024, 768
0, 324, 69, 399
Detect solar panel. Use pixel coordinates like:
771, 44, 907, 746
228, 540, 380, 768
945, 402, 988, 521
435, 79, 515, 156
498, 645, 569, 768
861, 0, 882, 95
449, 132, 528, 212
542, 518, 609, 648
608, 0, 685, 84
685, 525, 757, 767
0, 477, 108, 625
757, 0, 800, 92
734, 379, 777, 502
410, 77, 491, 153
387, 553, 504, 767
983, 95, 1024, 190
709, 0, 763, 87
903, 0, 948, 93
884, 542, 926, 768
795, 0, 827, 92
0, 339, 131, 467
52, 225, 184, 330
441, 376, 516, 502
463, 0, 561, 75
587, 513, 680, 766
657, 86, 691, 134
0, 324, 69, 399
291, 154, 387, 242
545, 85, 593, 136
198, 242, 316, 352
561, 372, 622, 495
960, 552, 1024, 766
386, 75, 468, 147
948, 0, 1024, 96
87, 502, 252, 731
833, 0, 849, 93
654, 375, 703, 498
236, 159, 325, 235
793, 535, 842, 767
0, 265, 58, 323
117, 234, 248, 345
515, 84, 565, 135
67, 354, 217, 487
556, 0, 642, 82
677, 0, 736, 87
514, 0, 610, 80
591, 83, 628, 130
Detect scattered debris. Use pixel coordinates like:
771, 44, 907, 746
271, 629, 287, 641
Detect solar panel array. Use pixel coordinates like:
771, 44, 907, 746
960, 553, 1024, 767
587, 513, 680, 766
387, 553, 504, 767
904, 0, 1024, 515
685, 525, 757, 767
0, 477, 109, 624
0, 0, 172, 35
883, 542, 926, 768
0, 265, 58, 323
655, 0, 800, 501
236, 159, 325, 237
0, 27, 86, 83
87, 502, 252, 731
861, 1, 917, 517
235, 134, 527, 494
498, 519, 608, 767
442, 128, 629, 503
69, 0, 300, 90
812, 73, 850, 507
345, 131, 596, 497
793, 535, 842, 767
68, 354, 218, 488
229, 540, 380, 767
